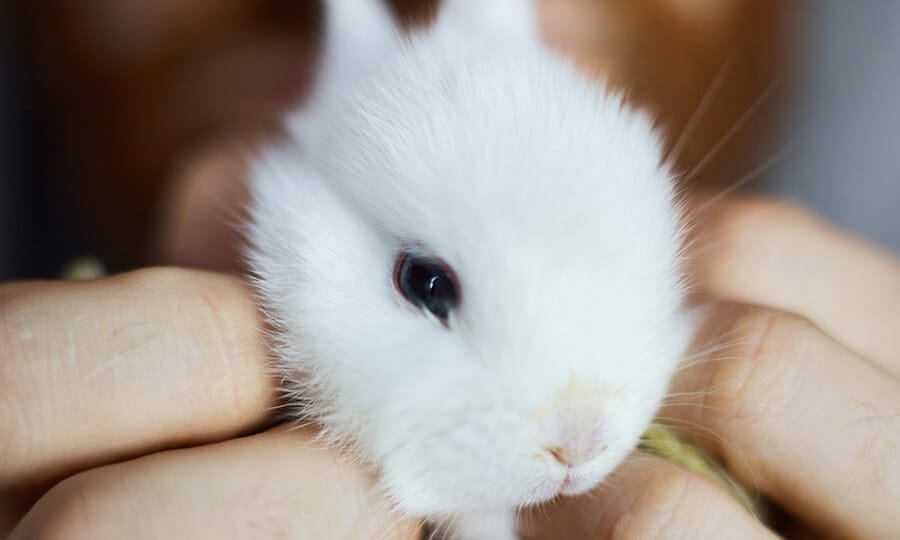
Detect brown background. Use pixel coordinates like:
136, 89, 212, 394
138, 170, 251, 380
11, 0, 791, 272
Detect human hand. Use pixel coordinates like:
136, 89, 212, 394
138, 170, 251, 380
0, 268, 420, 539
522, 198, 900, 539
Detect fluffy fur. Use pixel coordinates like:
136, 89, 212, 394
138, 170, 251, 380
247, 0, 691, 538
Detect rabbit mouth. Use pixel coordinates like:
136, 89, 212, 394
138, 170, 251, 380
546, 455, 614, 498
557, 470, 595, 496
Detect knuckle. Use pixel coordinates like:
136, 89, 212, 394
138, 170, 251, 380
189, 277, 267, 424
112, 266, 236, 305
144, 267, 266, 425
107, 267, 266, 431
609, 464, 695, 540
114, 266, 241, 318
704, 308, 811, 442
111, 265, 188, 291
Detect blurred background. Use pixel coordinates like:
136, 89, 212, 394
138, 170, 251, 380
0, 1, 897, 281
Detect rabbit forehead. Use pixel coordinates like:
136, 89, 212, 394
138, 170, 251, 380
312, 31, 677, 254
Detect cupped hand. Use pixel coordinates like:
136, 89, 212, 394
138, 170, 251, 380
6, 199, 898, 540
523, 198, 900, 539
0, 268, 420, 539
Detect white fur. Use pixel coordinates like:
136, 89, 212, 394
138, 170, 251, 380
248, 1, 691, 538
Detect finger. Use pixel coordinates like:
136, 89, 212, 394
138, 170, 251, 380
10, 428, 421, 540
691, 197, 900, 377
153, 141, 251, 272
665, 304, 900, 539
0, 268, 274, 491
520, 453, 777, 540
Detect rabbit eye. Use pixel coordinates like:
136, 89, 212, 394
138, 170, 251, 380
394, 253, 459, 323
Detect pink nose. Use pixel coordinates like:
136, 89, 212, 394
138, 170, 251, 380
545, 438, 607, 468
541, 411, 608, 467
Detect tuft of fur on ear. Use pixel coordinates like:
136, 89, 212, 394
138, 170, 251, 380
289, 0, 400, 144
320, 0, 398, 88
435, 0, 540, 45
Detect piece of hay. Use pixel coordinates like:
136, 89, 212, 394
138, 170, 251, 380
61, 256, 107, 281
640, 424, 762, 516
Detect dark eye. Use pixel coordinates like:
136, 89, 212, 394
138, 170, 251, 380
394, 253, 460, 323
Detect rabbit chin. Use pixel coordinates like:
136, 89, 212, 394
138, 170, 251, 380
536, 450, 627, 499
379, 446, 626, 518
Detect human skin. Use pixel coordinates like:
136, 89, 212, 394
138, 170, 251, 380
2, 197, 898, 539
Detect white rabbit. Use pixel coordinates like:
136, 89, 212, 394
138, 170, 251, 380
247, 0, 692, 538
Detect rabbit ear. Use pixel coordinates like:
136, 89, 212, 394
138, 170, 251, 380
435, 0, 540, 44
318, 0, 398, 92
290, 0, 399, 142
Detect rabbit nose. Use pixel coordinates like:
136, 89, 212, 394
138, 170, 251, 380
546, 443, 608, 468
541, 411, 608, 468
